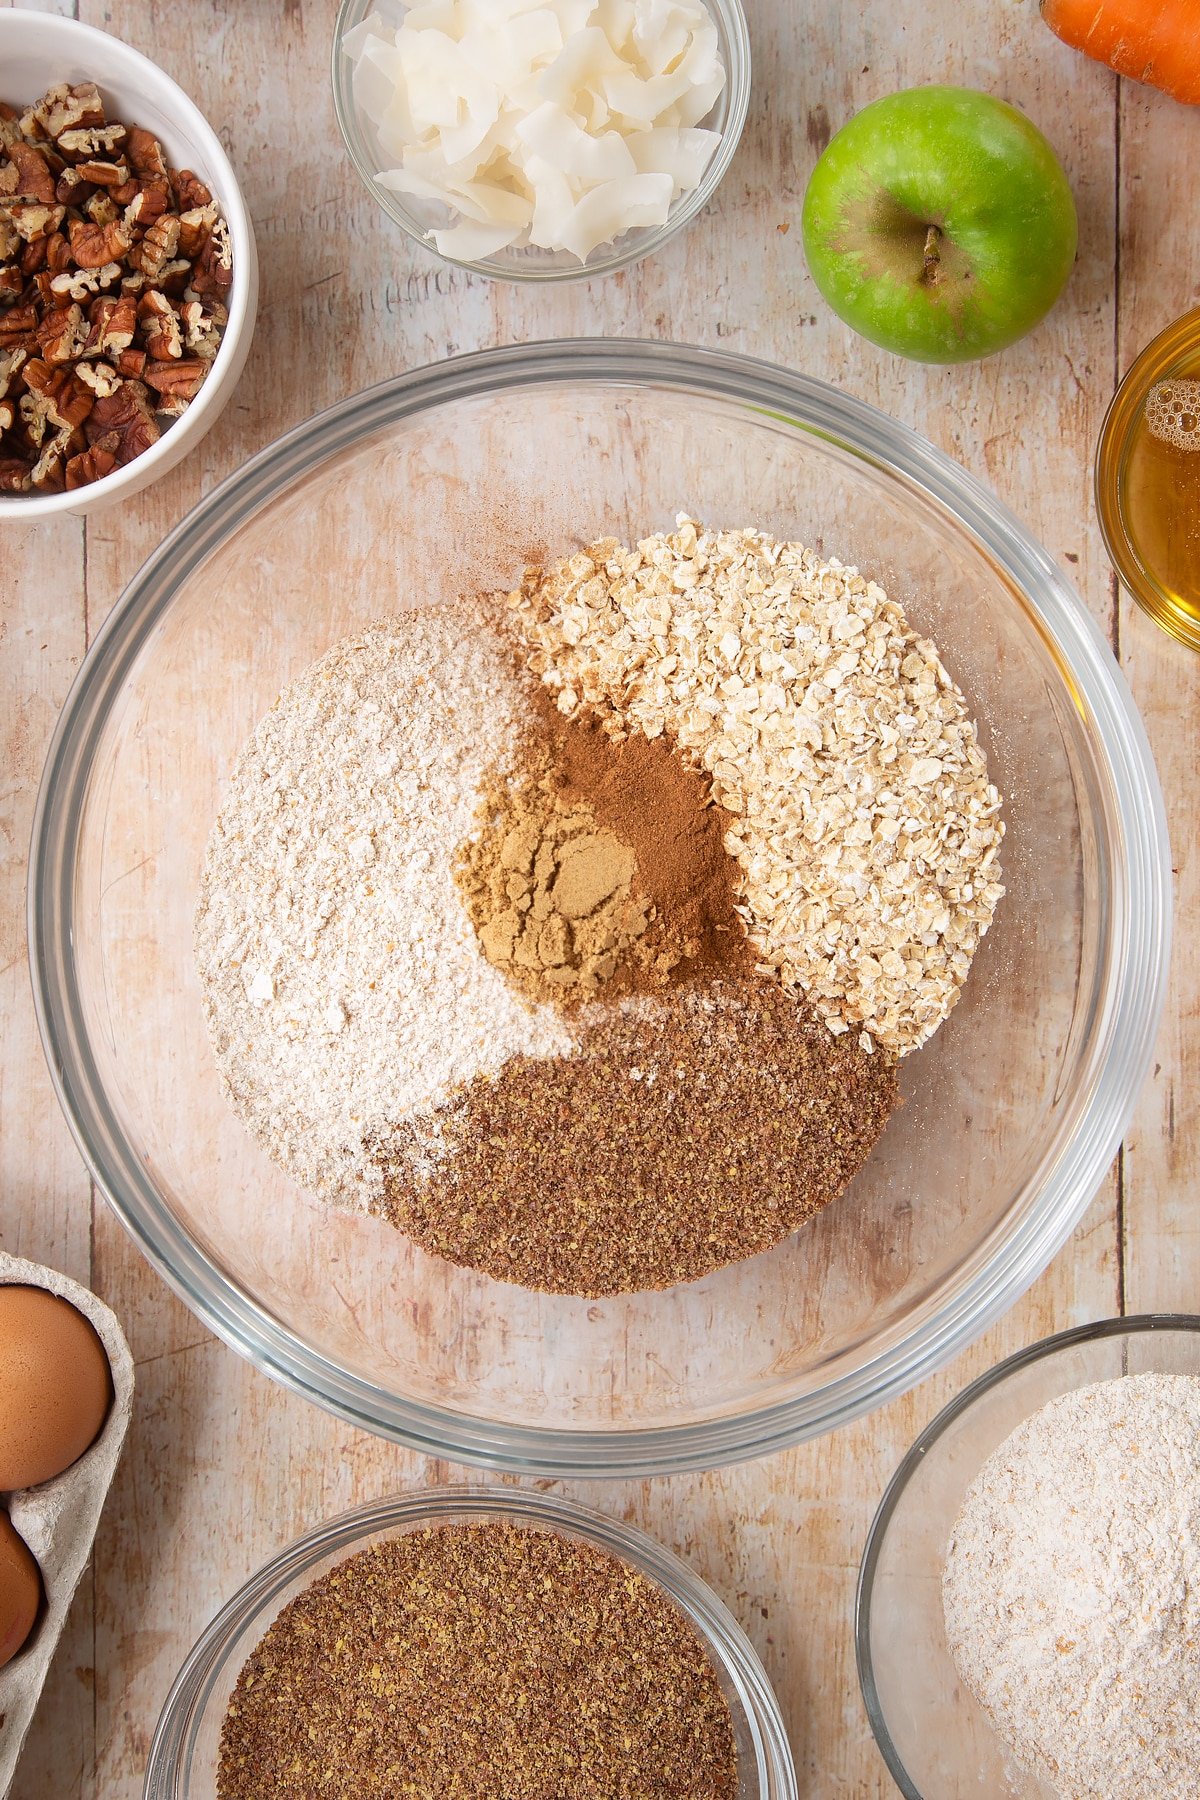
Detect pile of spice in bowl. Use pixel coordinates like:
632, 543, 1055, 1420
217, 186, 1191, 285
195, 515, 1004, 1299
0, 79, 231, 495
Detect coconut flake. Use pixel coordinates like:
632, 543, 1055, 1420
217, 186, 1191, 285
343, 0, 725, 264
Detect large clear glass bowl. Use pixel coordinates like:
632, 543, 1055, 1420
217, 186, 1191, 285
29, 340, 1170, 1476
856, 1315, 1200, 1798
144, 1487, 798, 1799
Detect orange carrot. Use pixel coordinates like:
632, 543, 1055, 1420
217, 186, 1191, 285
1041, 0, 1200, 103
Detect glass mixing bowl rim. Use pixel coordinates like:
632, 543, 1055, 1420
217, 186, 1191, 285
854, 1311, 1200, 1800
143, 1484, 798, 1800
28, 337, 1172, 1477
330, 0, 752, 286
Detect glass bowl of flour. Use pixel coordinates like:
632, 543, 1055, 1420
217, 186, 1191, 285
29, 342, 1169, 1476
857, 1315, 1200, 1799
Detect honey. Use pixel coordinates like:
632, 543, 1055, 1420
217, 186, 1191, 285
1097, 310, 1200, 650
1123, 371, 1200, 619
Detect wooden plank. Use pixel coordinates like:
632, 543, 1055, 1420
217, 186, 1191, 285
1116, 81, 1200, 1315
1, 0, 1157, 1795
0, 522, 95, 1796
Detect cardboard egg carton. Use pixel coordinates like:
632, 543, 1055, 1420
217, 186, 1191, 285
0, 1253, 133, 1798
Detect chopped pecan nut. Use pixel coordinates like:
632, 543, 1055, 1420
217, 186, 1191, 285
0, 303, 38, 349
29, 421, 73, 489
19, 386, 53, 446
37, 82, 105, 141
20, 236, 53, 278
56, 122, 128, 162
84, 377, 159, 464
65, 442, 117, 489
38, 303, 87, 363
189, 216, 233, 303
138, 288, 182, 359
0, 457, 32, 492
177, 201, 218, 260
21, 356, 93, 430
84, 191, 119, 228
10, 201, 65, 243
128, 213, 180, 277
155, 258, 192, 298
55, 167, 88, 206
126, 127, 168, 182
75, 358, 121, 398
123, 177, 171, 234
49, 260, 122, 303
69, 215, 133, 268
0, 347, 27, 398
75, 159, 129, 190
8, 142, 57, 205
142, 356, 207, 405
179, 299, 222, 361
2, 83, 231, 496
84, 292, 137, 357
170, 169, 213, 211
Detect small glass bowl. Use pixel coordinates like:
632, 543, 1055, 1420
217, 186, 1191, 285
1096, 307, 1200, 649
856, 1315, 1200, 1799
143, 1486, 798, 1800
331, 0, 751, 283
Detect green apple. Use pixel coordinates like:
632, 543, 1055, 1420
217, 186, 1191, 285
801, 86, 1078, 363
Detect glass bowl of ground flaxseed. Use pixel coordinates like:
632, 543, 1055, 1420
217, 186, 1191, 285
144, 1487, 797, 1800
31, 341, 1169, 1476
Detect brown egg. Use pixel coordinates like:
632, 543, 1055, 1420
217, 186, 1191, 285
0, 1513, 41, 1667
0, 1286, 113, 1491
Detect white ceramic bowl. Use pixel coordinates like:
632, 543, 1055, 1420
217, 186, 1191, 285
0, 9, 258, 521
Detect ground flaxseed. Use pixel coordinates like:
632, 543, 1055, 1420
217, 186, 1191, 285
216, 1520, 739, 1800
377, 971, 898, 1295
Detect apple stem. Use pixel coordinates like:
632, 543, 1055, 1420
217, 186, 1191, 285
921, 225, 942, 286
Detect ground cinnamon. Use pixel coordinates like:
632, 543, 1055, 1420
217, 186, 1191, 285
537, 690, 754, 980
454, 693, 753, 1008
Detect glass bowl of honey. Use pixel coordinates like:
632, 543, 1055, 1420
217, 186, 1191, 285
1096, 307, 1200, 649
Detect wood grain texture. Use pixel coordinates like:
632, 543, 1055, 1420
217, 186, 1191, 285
1117, 81, 1200, 1315
0, 0, 1191, 1794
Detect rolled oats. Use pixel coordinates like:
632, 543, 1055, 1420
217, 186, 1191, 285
510, 517, 1005, 1056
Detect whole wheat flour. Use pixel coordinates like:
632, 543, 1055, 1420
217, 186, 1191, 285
194, 607, 572, 1206
942, 1372, 1200, 1800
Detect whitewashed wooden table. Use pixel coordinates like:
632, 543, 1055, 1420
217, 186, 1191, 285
2, 1, 1197, 1793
